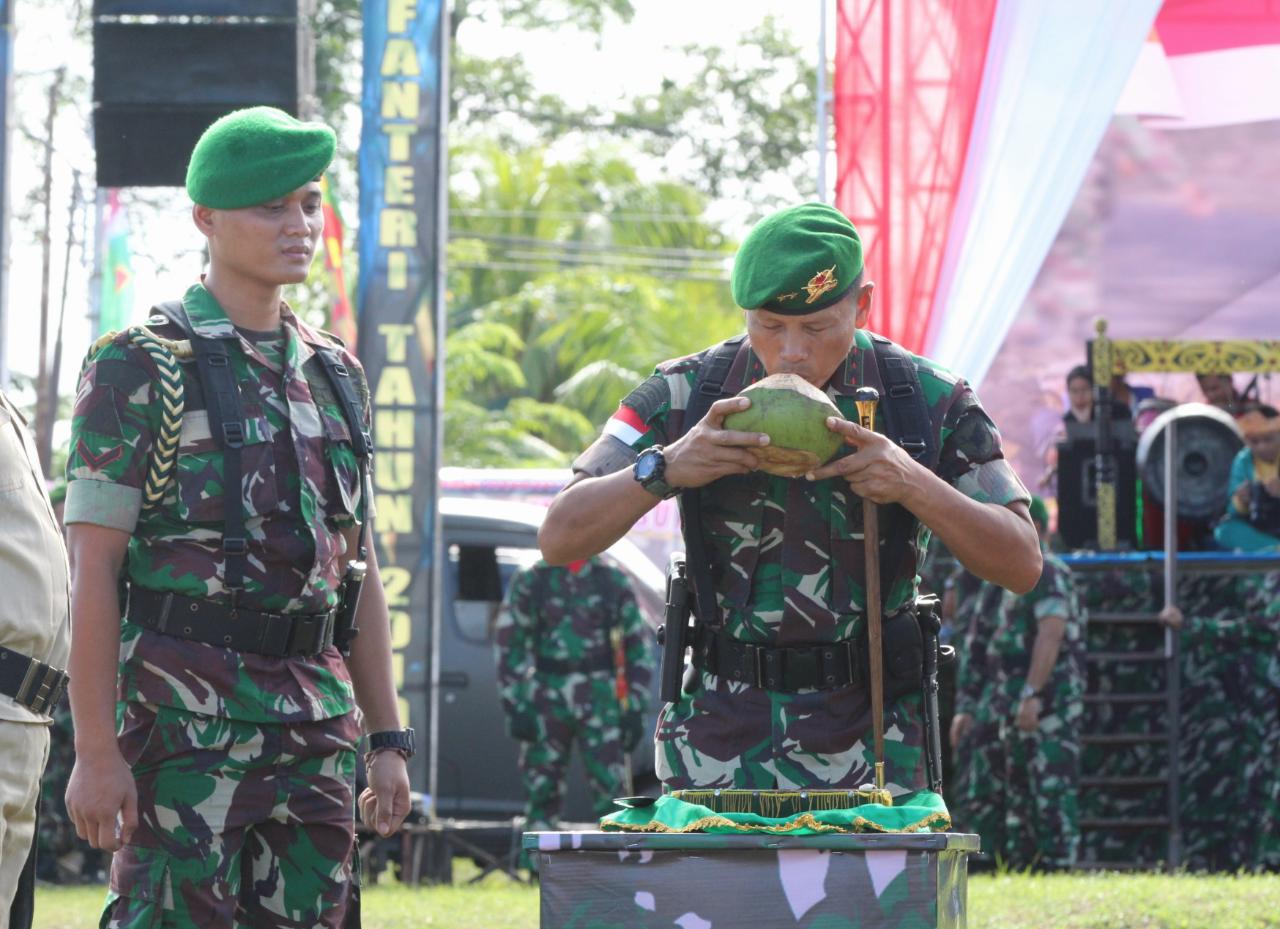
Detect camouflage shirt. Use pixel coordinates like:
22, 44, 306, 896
575, 328, 1030, 643
64, 283, 370, 723
495, 557, 653, 716
573, 329, 1029, 793
957, 548, 1085, 714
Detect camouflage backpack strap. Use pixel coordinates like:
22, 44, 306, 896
82, 314, 192, 509
677, 335, 749, 629
153, 300, 251, 604
867, 333, 940, 598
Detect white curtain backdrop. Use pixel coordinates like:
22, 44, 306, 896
923, 0, 1163, 387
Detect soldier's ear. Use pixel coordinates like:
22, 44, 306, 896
192, 203, 216, 238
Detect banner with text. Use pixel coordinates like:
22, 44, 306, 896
358, 0, 447, 799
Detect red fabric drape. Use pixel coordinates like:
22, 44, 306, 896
834, 0, 997, 354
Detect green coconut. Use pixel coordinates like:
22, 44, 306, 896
723, 373, 844, 477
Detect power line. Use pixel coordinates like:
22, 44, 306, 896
450, 207, 721, 224
452, 231, 731, 261
450, 260, 728, 283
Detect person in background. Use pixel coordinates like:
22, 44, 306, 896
1197, 373, 1244, 415
0, 389, 71, 929
1214, 403, 1280, 552
495, 556, 653, 840
950, 496, 1084, 870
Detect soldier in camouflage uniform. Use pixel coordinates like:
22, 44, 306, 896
61, 108, 410, 928
950, 497, 1084, 869
540, 203, 1040, 797
495, 557, 653, 829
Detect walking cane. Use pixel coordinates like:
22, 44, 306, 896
853, 387, 887, 792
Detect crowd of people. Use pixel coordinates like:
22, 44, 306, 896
1046, 364, 1280, 552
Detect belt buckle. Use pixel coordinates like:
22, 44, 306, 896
751, 644, 765, 687
17, 661, 67, 715
260, 613, 292, 656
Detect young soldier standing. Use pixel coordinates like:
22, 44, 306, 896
63, 107, 411, 928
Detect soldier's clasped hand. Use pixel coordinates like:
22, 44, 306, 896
806, 417, 922, 504
663, 396, 769, 489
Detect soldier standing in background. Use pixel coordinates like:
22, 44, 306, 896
495, 556, 653, 833
0, 389, 71, 929
951, 496, 1085, 870
61, 107, 410, 928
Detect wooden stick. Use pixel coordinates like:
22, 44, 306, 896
854, 388, 886, 791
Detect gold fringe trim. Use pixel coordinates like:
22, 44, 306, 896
604, 809, 951, 836
671, 789, 894, 816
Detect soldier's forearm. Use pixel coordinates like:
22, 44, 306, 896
66, 550, 126, 757
904, 471, 1041, 594
1025, 615, 1066, 692
540, 470, 657, 565
345, 546, 402, 734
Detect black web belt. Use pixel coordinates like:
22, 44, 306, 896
0, 645, 68, 715
692, 628, 863, 693
126, 587, 337, 658
535, 651, 616, 676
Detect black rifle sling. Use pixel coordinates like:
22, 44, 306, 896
311, 346, 374, 561
867, 333, 940, 598
677, 335, 747, 629
154, 301, 249, 600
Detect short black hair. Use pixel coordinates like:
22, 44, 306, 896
1066, 365, 1092, 387
1240, 402, 1279, 419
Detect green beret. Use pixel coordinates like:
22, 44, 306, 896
1029, 495, 1049, 528
186, 106, 336, 209
731, 202, 864, 314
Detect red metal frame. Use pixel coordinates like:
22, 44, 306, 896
834, 0, 996, 353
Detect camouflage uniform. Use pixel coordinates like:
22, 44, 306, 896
64, 283, 370, 928
952, 549, 1085, 868
573, 329, 1029, 796
495, 557, 653, 829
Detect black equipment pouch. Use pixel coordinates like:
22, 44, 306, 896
914, 594, 945, 794
658, 553, 693, 704
311, 346, 374, 656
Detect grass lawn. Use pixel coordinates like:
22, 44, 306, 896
34, 869, 1280, 928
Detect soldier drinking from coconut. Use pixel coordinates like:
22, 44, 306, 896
540, 202, 1041, 797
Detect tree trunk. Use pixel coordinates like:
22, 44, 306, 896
34, 66, 65, 478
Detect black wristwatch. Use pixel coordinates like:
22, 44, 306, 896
633, 446, 678, 499
367, 727, 415, 758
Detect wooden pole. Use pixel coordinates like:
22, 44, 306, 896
854, 386, 885, 790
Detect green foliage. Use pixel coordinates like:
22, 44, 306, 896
303, 1, 815, 467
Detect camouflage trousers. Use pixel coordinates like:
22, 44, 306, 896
519, 682, 626, 830
656, 670, 926, 796
952, 698, 1081, 869
101, 703, 360, 929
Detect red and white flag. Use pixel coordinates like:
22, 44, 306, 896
1117, 0, 1280, 128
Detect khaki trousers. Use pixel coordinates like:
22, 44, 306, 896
0, 722, 48, 929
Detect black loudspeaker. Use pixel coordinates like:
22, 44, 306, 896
92, 2, 310, 187
1057, 420, 1139, 550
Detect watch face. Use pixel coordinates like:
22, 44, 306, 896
635, 450, 659, 481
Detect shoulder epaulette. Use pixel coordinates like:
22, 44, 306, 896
316, 327, 347, 349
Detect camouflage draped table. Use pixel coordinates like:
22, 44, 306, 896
525, 831, 978, 928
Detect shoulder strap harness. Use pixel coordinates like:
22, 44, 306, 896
152, 302, 373, 606
677, 333, 940, 622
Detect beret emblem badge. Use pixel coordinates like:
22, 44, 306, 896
803, 266, 838, 304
